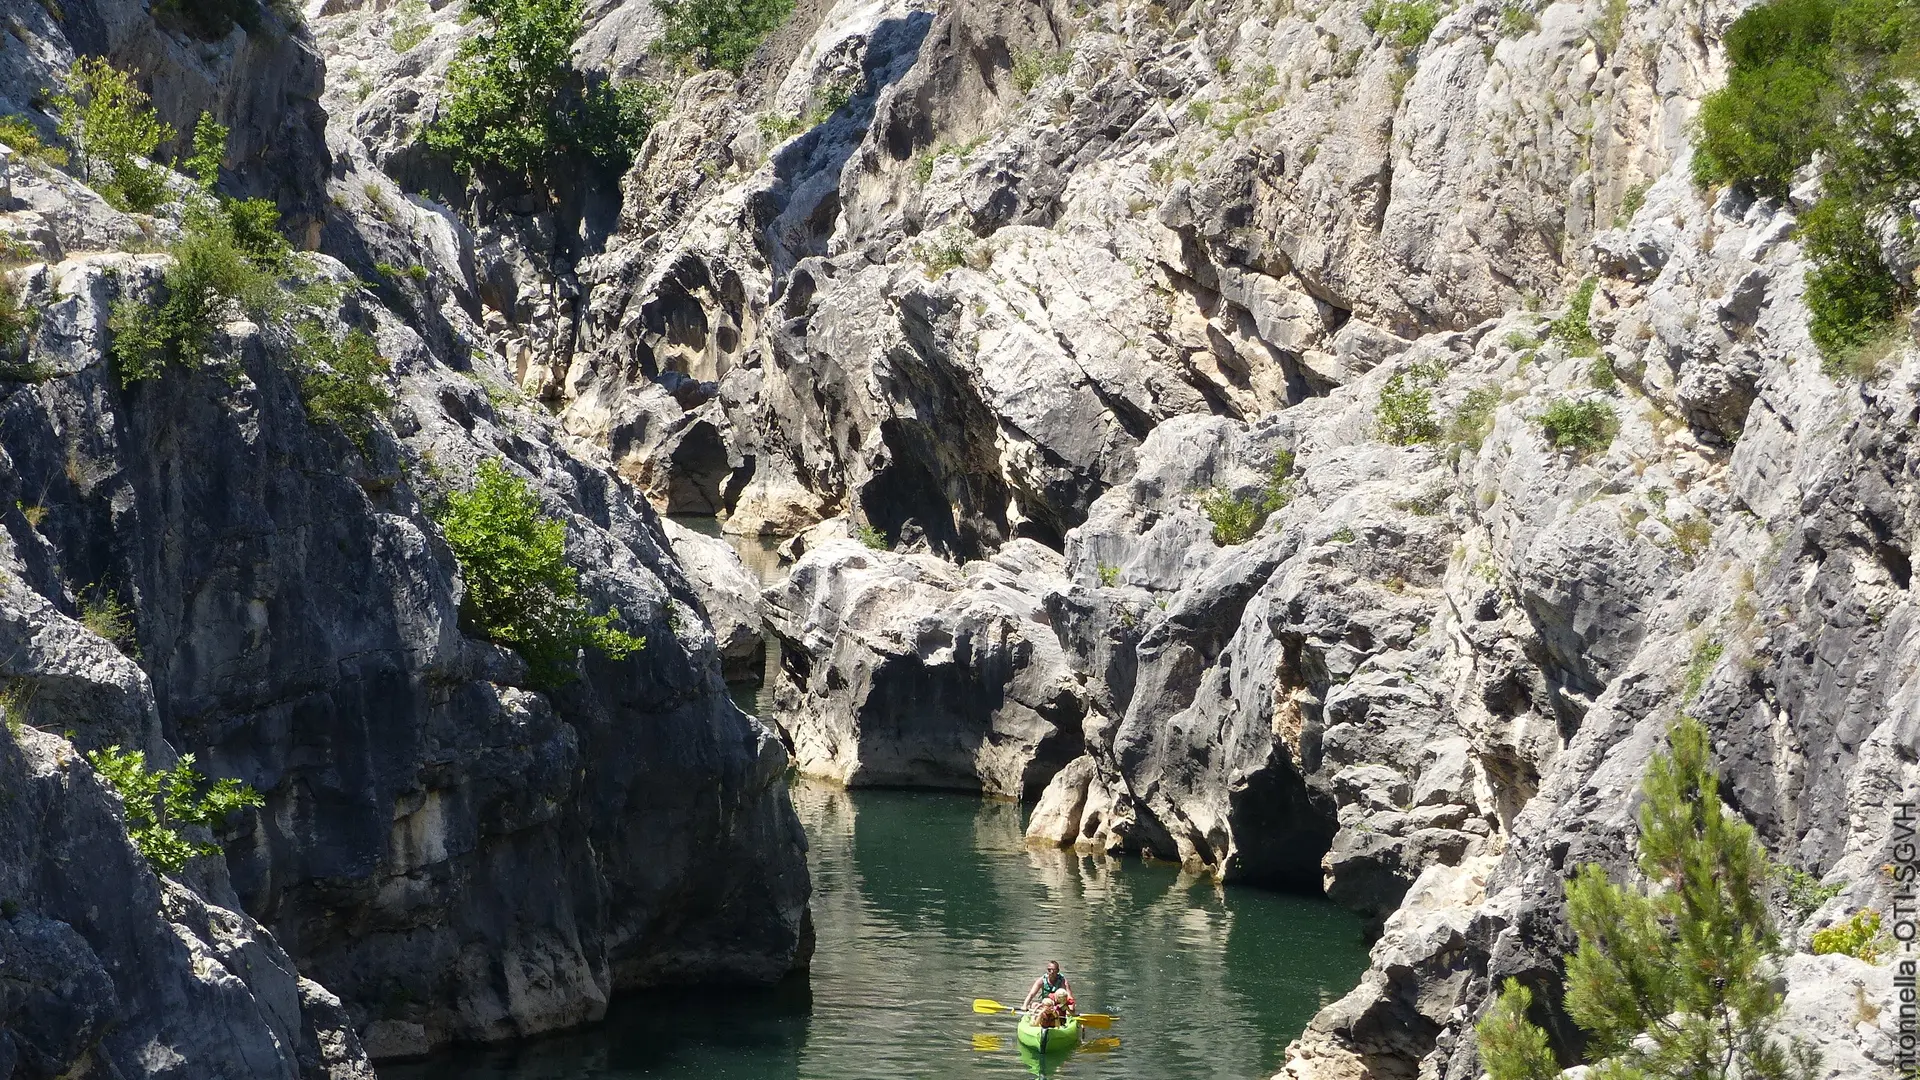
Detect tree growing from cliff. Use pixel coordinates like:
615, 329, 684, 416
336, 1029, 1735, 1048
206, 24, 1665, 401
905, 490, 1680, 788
433, 460, 645, 687
86, 746, 264, 874
110, 115, 290, 383
426, 0, 661, 180
1692, 0, 1920, 367
654, 0, 794, 73
52, 58, 174, 213
1475, 717, 1819, 1080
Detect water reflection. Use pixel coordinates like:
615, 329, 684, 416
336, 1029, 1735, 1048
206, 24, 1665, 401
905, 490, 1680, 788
386, 783, 1367, 1080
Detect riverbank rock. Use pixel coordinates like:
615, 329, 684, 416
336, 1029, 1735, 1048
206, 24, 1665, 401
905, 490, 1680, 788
764, 537, 1086, 797
661, 518, 769, 682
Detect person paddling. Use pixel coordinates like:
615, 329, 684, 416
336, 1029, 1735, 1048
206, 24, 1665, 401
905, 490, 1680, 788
1021, 960, 1072, 1012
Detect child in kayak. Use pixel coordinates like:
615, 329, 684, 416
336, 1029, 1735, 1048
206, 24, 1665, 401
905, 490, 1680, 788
1032, 989, 1076, 1028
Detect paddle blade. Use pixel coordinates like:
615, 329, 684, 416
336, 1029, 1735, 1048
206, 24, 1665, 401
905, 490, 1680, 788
973, 998, 1011, 1014
1077, 1013, 1114, 1028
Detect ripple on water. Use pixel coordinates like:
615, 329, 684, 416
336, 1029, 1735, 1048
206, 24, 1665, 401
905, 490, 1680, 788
383, 783, 1369, 1080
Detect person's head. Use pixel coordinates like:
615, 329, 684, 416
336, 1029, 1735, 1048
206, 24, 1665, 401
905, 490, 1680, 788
1045, 960, 1060, 977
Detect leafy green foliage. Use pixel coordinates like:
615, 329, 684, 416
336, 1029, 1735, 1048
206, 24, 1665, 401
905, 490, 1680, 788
0, 115, 69, 167
110, 205, 283, 382
1692, 0, 1920, 365
1478, 717, 1821, 1080
53, 58, 174, 213
433, 460, 645, 687
1476, 980, 1559, 1080
85, 745, 263, 874
1376, 363, 1444, 445
291, 322, 392, 452
1551, 277, 1599, 356
1096, 563, 1121, 587
1199, 451, 1295, 545
1802, 198, 1901, 363
1362, 0, 1443, 48
1011, 49, 1072, 93
110, 114, 291, 384
1682, 639, 1724, 702
0, 273, 35, 360
427, 0, 662, 178
1773, 863, 1844, 920
1811, 909, 1887, 961
1538, 398, 1616, 453
654, 0, 794, 73
80, 587, 137, 652
855, 522, 888, 550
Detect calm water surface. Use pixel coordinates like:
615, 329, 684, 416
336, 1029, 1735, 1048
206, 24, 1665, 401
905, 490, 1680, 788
387, 784, 1370, 1080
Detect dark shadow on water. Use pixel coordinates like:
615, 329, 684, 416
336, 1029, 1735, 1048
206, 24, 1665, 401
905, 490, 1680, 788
381, 978, 814, 1080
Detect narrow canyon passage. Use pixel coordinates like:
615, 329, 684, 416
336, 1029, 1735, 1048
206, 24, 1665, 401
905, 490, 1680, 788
385, 783, 1370, 1080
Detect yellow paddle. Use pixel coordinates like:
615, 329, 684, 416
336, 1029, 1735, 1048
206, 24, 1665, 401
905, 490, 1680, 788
971, 999, 1117, 1028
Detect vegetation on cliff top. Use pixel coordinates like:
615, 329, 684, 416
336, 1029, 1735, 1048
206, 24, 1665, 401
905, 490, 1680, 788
427, 0, 663, 180
655, 0, 795, 73
53, 58, 173, 213
1475, 716, 1820, 1080
1692, 0, 1920, 367
434, 460, 646, 687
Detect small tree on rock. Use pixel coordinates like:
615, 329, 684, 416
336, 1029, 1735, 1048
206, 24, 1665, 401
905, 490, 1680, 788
1476, 716, 1819, 1080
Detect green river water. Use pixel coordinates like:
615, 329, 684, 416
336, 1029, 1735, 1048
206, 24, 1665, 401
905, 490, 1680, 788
386, 783, 1370, 1080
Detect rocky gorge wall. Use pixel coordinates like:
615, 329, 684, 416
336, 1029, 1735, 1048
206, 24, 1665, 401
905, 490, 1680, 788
1, 0, 1909, 1074
444, 0, 1897, 1075
0, 0, 811, 1073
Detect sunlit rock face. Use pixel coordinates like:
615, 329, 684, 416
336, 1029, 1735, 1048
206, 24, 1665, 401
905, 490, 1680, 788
3, 0, 1910, 1072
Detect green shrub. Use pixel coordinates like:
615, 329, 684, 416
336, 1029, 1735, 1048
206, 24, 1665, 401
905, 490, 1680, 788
53, 58, 174, 213
1591, 0, 1628, 53
391, 0, 431, 50
1773, 863, 1844, 920
0, 115, 69, 167
1692, 0, 1920, 364
1096, 563, 1120, 587
291, 322, 392, 452
1377, 367, 1441, 445
110, 205, 283, 383
1496, 1, 1538, 36
0, 273, 34, 359
1802, 198, 1900, 363
86, 745, 263, 874
1476, 717, 1818, 1080
1362, 0, 1443, 49
1538, 398, 1616, 453
655, 0, 794, 74
428, 0, 663, 177
1681, 638, 1723, 702
1588, 354, 1616, 390
1200, 451, 1295, 545
433, 460, 645, 687
855, 522, 887, 550
1011, 48, 1072, 93
1811, 909, 1887, 962
1477, 981, 1558, 1080
1551, 277, 1599, 356
79, 586, 136, 652
1447, 385, 1500, 451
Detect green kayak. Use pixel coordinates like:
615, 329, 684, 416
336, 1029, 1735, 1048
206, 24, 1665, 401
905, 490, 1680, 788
1016, 1015, 1081, 1054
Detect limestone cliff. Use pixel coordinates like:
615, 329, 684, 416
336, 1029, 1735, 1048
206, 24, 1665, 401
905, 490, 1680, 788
2, 0, 1909, 1075
410, 0, 1898, 1075
0, 0, 809, 1071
